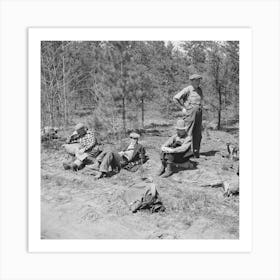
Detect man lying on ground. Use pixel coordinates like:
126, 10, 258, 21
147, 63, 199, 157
62, 123, 102, 171
158, 119, 193, 178
91, 132, 147, 179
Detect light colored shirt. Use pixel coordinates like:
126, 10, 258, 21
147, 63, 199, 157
162, 134, 192, 153
173, 85, 203, 108
120, 142, 135, 161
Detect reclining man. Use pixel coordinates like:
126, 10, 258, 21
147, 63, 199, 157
158, 119, 193, 178
62, 123, 102, 171
92, 132, 147, 179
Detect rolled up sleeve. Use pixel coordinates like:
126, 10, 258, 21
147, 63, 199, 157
162, 135, 176, 149
173, 87, 189, 102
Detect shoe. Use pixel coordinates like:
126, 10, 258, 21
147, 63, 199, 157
94, 171, 105, 180
63, 162, 71, 170
157, 162, 166, 176
161, 163, 174, 178
91, 161, 101, 170
193, 150, 200, 158
71, 163, 79, 171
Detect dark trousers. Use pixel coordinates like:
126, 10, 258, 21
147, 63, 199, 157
160, 151, 191, 165
183, 105, 202, 153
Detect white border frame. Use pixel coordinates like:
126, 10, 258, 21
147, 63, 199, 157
28, 27, 252, 253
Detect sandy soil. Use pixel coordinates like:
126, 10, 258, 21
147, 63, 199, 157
41, 127, 239, 239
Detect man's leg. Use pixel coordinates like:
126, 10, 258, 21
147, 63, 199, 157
72, 149, 90, 170
63, 143, 81, 170
63, 143, 80, 156
63, 145, 89, 171
184, 107, 196, 137
111, 151, 124, 171
157, 152, 168, 176
94, 152, 115, 179
192, 108, 202, 157
88, 150, 108, 170
161, 151, 193, 177
99, 152, 114, 173
161, 153, 176, 178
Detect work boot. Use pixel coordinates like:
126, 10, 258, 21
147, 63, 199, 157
161, 163, 173, 178
63, 162, 71, 170
157, 162, 166, 176
193, 150, 200, 158
94, 171, 105, 180
71, 163, 79, 171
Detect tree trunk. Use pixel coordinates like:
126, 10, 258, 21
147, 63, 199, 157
62, 48, 67, 128
120, 58, 126, 134
50, 90, 55, 127
122, 96, 126, 134
141, 96, 144, 128
217, 85, 222, 130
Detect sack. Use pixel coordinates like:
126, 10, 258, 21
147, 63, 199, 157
125, 183, 165, 213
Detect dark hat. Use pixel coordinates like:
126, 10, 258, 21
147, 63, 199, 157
189, 74, 202, 80
73, 123, 87, 135
129, 132, 140, 139
175, 119, 187, 130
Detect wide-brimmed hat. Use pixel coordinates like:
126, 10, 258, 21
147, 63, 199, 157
130, 132, 140, 139
73, 123, 87, 135
175, 119, 187, 130
189, 74, 202, 80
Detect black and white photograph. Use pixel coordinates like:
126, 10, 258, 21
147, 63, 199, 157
40, 40, 240, 240
2, 0, 280, 279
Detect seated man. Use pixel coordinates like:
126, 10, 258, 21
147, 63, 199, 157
158, 119, 193, 178
62, 123, 101, 171
93, 132, 147, 179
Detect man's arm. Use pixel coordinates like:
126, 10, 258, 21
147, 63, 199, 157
139, 146, 146, 161
161, 135, 175, 150
66, 132, 79, 144
80, 132, 97, 151
173, 87, 189, 110
168, 136, 192, 153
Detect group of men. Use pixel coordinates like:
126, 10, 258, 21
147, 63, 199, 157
62, 73, 203, 179
63, 127, 146, 179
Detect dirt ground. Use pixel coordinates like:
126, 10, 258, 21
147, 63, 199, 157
41, 125, 239, 239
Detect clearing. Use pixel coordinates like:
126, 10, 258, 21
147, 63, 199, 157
41, 123, 239, 239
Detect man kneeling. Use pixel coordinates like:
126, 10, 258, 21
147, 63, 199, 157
93, 132, 146, 179
158, 119, 192, 178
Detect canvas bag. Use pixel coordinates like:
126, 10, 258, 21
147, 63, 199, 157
124, 183, 165, 213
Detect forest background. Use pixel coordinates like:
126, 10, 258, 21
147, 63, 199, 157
41, 41, 239, 137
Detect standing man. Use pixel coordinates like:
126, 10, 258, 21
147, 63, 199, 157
158, 119, 193, 178
62, 123, 101, 171
173, 74, 203, 158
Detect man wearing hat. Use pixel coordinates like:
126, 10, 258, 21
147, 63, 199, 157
92, 132, 146, 179
173, 73, 203, 158
62, 123, 101, 171
158, 119, 192, 178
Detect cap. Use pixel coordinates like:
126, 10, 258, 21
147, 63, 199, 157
129, 132, 140, 139
189, 74, 202, 80
73, 123, 87, 135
